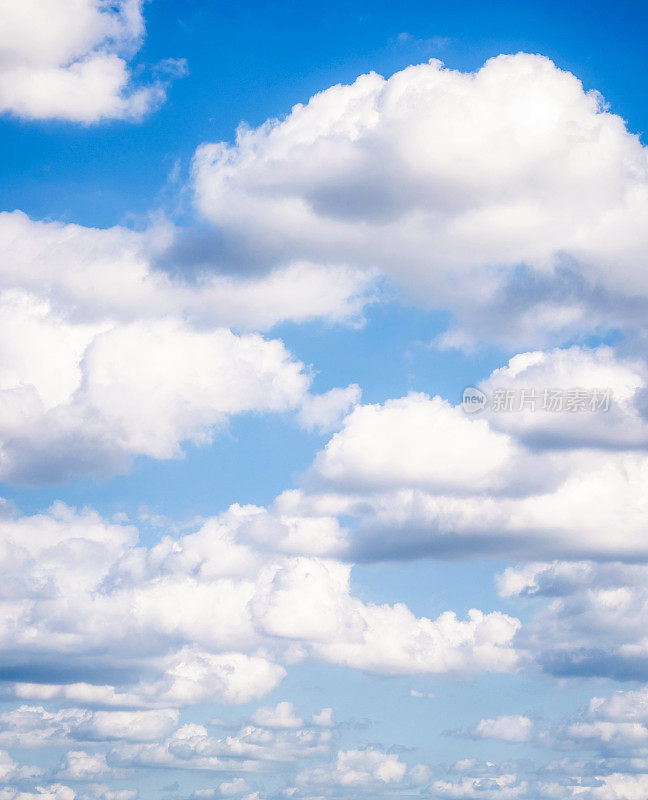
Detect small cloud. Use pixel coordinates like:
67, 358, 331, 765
251, 701, 303, 729
154, 57, 189, 79
472, 715, 534, 742
298, 384, 361, 433
312, 707, 335, 727
394, 32, 451, 49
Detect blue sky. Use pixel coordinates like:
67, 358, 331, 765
2, 2, 648, 800
4, 0, 648, 228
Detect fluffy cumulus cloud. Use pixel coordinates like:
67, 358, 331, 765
480, 346, 648, 449
439, 683, 648, 798
0, 299, 307, 483
287, 345, 648, 562
0, 212, 374, 331
5, 505, 648, 796
310, 393, 520, 494
297, 384, 362, 433
293, 747, 419, 794
424, 763, 648, 800
193, 53, 648, 347
0, 211, 374, 483
0, 749, 42, 782
1, 333, 645, 792
251, 702, 304, 730
54, 750, 114, 781
413, 751, 648, 800
110, 711, 336, 773
471, 715, 533, 743
0, 501, 520, 721
0, 0, 183, 122
0, 706, 179, 748
499, 561, 648, 680
252, 554, 520, 675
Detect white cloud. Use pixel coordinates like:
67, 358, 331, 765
0, 212, 373, 332
312, 599, 520, 676
430, 773, 528, 800
0, 787, 77, 800
587, 688, 648, 724
490, 685, 648, 794
0, 706, 179, 748
0, 303, 308, 483
311, 708, 334, 727
296, 748, 409, 790
0, 0, 178, 122
10, 650, 287, 711
0, 787, 139, 800
192, 53, 648, 347
190, 779, 259, 800
309, 393, 522, 493
499, 562, 648, 680
0, 749, 42, 782
251, 555, 520, 675
110, 712, 336, 773
0, 211, 377, 483
564, 720, 648, 749
290, 347, 648, 562
298, 385, 362, 433
217, 778, 253, 797
54, 751, 112, 781
481, 346, 648, 449
0, 501, 521, 722
251, 703, 303, 730
74, 709, 179, 743
568, 774, 648, 800
472, 715, 533, 743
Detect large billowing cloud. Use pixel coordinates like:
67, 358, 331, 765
0, 502, 521, 715
0, 501, 523, 797
0, 0, 181, 122
0, 305, 309, 483
193, 53, 648, 347
0, 212, 372, 483
5, 497, 648, 794
0, 212, 373, 332
288, 346, 648, 562
480, 346, 648, 449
